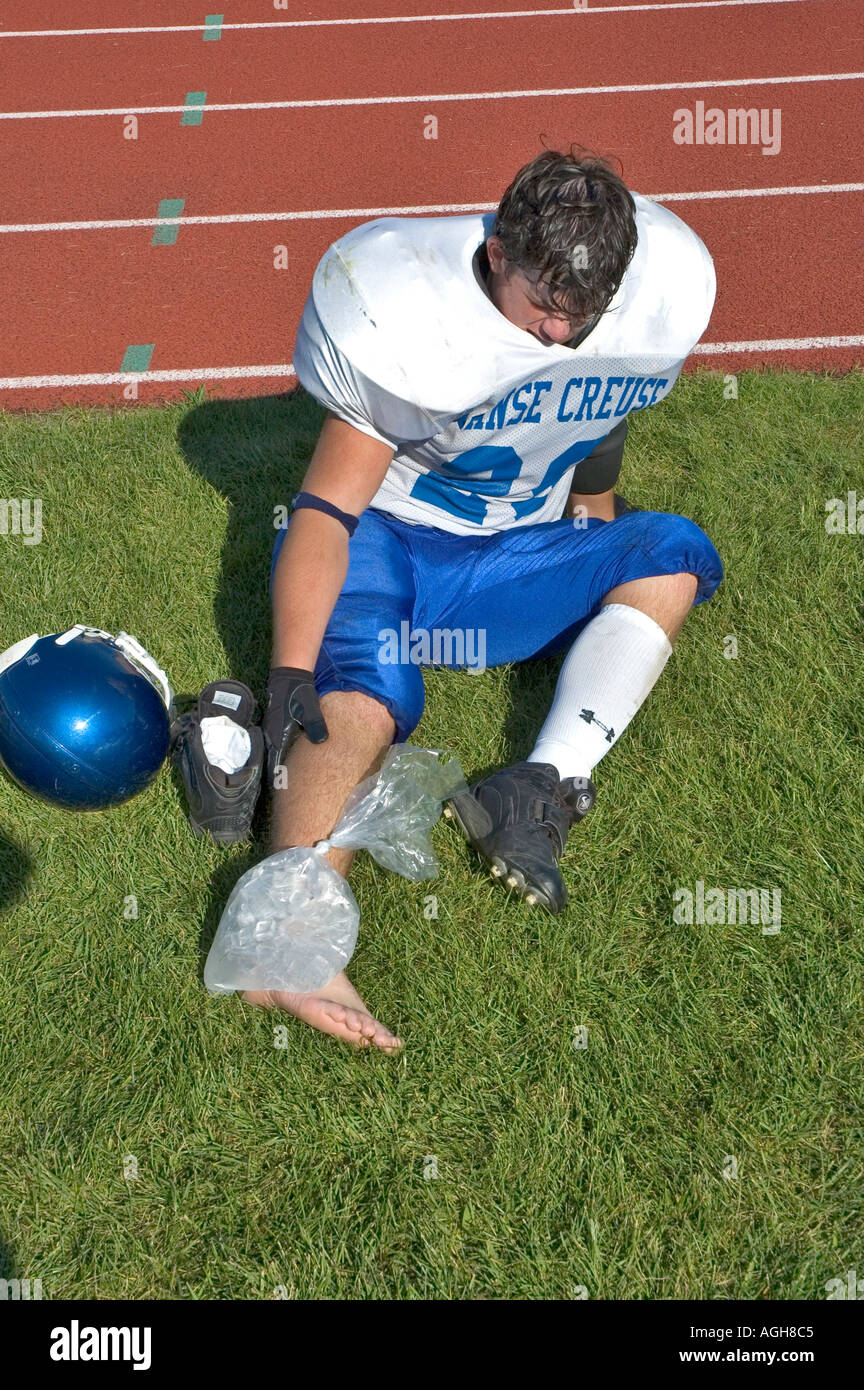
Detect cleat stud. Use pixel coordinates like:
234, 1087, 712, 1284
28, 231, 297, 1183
490, 863, 503, 878
505, 874, 519, 888
442, 806, 453, 818
525, 892, 538, 906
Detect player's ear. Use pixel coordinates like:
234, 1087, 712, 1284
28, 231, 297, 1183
486, 235, 508, 273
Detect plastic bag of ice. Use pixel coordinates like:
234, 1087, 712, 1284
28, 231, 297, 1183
203, 746, 466, 995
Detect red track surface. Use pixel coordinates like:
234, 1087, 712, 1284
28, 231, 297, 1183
0, 0, 861, 410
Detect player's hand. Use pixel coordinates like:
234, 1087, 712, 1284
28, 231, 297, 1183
263, 666, 328, 787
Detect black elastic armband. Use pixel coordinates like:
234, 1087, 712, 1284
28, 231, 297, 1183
292, 491, 359, 537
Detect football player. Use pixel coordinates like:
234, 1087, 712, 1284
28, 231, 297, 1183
248, 147, 723, 1050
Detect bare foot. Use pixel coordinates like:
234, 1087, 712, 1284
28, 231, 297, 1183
243, 971, 403, 1052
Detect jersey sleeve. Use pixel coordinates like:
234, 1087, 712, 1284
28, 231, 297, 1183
293, 292, 444, 447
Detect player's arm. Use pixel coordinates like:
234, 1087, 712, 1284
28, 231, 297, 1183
565, 417, 628, 522
272, 413, 394, 669
263, 413, 394, 776
566, 484, 617, 522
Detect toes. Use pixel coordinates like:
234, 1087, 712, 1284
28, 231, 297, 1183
320, 1003, 384, 1047
316, 999, 348, 1025
343, 1008, 402, 1051
327, 1004, 374, 1036
252, 990, 402, 1051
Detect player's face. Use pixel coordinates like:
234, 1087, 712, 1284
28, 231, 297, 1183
485, 236, 586, 346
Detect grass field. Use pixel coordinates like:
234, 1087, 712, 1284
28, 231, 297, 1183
0, 370, 862, 1300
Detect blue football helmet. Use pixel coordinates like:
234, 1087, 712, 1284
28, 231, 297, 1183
0, 626, 174, 810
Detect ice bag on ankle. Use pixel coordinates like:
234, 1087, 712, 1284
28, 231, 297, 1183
203, 745, 466, 996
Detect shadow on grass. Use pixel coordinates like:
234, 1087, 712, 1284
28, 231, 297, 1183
176, 385, 323, 696
0, 830, 30, 1283
446, 648, 571, 787
176, 387, 322, 962
0, 829, 31, 919
495, 654, 566, 778
193, 842, 265, 986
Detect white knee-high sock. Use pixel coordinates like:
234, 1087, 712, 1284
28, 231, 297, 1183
527, 603, 673, 781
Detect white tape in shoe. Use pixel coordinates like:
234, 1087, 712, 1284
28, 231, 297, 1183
200, 715, 252, 774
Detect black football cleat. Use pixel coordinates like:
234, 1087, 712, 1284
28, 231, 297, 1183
444, 760, 596, 914
170, 680, 264, 843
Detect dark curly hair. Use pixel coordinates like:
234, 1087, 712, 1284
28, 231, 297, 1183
492, 147, 638, 321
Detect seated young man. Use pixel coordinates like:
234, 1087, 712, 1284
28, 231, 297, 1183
246, 148, 723, 1051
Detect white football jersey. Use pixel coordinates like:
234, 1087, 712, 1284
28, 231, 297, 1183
293, 195, 715, 534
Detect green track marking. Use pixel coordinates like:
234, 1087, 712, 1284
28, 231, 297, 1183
119, 345, 154, 374
181, 92, 207, 126
203, 15, 224, 41
151, 199, 186, 247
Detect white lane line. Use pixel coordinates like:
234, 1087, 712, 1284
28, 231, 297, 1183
0, 0, 817, 39
693, 335, 864, 353
653, 182, 864, 201
1, 339, 862, 391
0, 71, 861, 120
1, 184, 861, 236
0, 365, 298, 389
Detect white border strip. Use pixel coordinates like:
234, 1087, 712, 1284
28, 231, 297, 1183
692, 335, 864, 353
0, 365, 298, 390
654, 182, 864, 202
1, 184, 861, 236
1, 71, 861, 120
0, 0, 816, 39
1, 339, 862, 391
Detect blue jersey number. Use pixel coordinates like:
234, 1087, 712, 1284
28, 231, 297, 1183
408, 437, 605, 524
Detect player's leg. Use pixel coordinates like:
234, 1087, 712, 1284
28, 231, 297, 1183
527, 568, 697, 782
242, 509, 423, 1048
243, 688, 405, 1050
420, 509, 722, 910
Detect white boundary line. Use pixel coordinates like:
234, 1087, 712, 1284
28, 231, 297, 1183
1, 71, 861, 120
0, 365, 298, 389
0, 0, 816, 39
1, 339, 862, 391
692, 335, 864, 353
652, 182, 864, 202
1, 184, 861, 236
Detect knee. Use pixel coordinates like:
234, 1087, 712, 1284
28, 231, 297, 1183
320, 689, 397, 739
661, 570, 700, 604
631, 511, 724, 602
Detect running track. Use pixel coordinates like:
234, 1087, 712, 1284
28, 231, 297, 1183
0, 0, 861, 410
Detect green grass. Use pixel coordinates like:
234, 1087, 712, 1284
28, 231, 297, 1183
0, 370, 862, 1300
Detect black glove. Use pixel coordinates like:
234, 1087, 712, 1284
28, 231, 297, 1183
263, 666, 328, 787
